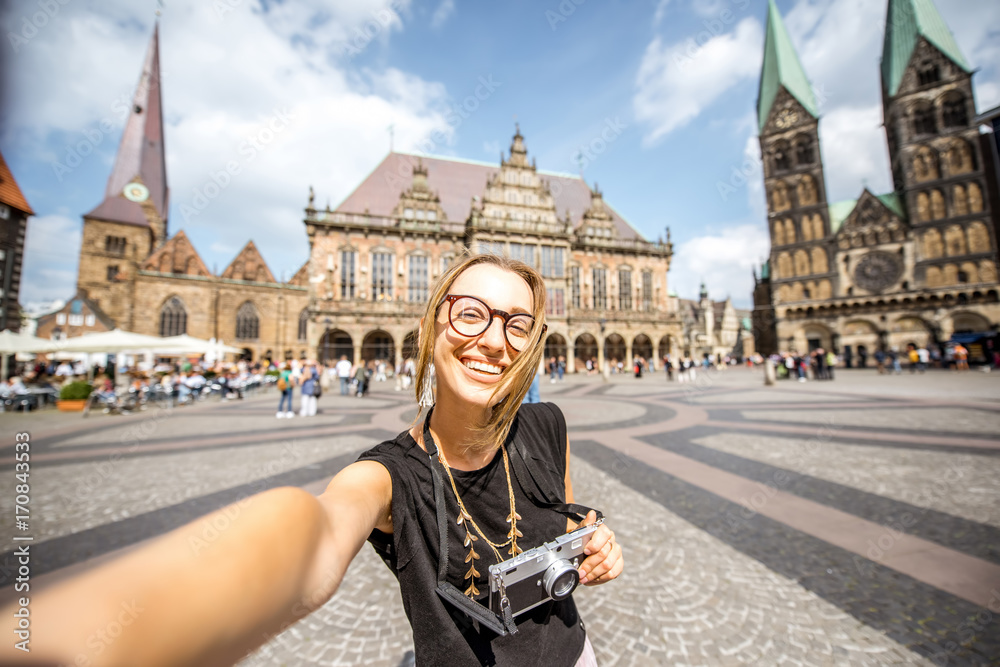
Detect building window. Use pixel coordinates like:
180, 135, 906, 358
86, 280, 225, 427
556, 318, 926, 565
479, 241, 505, 256
107, 265, 119, 282
408, 254, 429, 303
592, 268, 607, 310
509, 242, 535, 268
297, 309, 308, 341
795, 137, 814, 165
235, 301, 259, 340
160, 297, 187, 336
913, 106, 936, 136
942, 95, 968, 128
541, 246, 565, 278
917, 63, 940, 87
0, 205, 8, 219
372, 252, 394, 301
85, 314, 95, 326
441, 254, 455, 275
56, 313, 66, 325
546, 288, 565, 316
642, 271, 653, 311
618, 270, 632, 310
773, 141, 791, 172
105, 236, 126, 255
340, 250, 356, 299
68, 313, 83, 326
570, 266, 581, 308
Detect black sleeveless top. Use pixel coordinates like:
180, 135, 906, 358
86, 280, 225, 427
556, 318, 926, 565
357, 402, 586, 666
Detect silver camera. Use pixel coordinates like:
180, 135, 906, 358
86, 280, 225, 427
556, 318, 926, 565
488, 521, 601, 618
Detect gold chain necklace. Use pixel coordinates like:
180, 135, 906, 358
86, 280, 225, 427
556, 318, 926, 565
436, 443, 522, 598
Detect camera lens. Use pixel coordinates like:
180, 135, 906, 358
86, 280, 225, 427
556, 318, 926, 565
542, 561, 579, 600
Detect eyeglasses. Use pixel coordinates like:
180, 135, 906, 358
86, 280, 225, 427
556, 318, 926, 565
441, 294, 546, 352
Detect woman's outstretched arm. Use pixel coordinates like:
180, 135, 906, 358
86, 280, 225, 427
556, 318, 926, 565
1, 461, 392, 667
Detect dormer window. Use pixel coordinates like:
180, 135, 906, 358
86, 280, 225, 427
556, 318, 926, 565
427, 210, 437, 221
403, 208, 414, 219
416, 209, 425, 220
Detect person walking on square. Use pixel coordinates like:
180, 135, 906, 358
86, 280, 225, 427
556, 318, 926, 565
276, 363, 295, 418
557, 354, 566, 381
2, 253, 623, 667
825, 349, 837, 381
954, 343, 969, 371
917, 345, 929, 373
336, 355, 353, 395
299, 363, 319, 417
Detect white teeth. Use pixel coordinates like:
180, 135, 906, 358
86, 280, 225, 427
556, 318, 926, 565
464, 360, 502, 375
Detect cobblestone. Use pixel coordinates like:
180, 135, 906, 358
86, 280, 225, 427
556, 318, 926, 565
692, 433, 1000, 528
2, 369, 998, 665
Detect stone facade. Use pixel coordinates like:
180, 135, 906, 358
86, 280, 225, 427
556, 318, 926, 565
679, 284, 754, 362
753, 1, 1000, 359
304, 129, 682, 372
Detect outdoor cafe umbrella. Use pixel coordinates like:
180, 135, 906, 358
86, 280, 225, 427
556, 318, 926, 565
0, 329, 54, 381
48, 329, 167, 354
158, 334, 242, 355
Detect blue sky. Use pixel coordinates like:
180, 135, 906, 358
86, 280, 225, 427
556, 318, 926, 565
2, 0, 998, 313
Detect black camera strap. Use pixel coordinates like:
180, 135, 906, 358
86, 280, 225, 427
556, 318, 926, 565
421, 409, 601, 637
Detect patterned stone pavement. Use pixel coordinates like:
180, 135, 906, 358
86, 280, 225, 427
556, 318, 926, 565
2, 367, 1000, 666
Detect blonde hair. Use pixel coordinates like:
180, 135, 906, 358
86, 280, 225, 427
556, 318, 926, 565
414, 252, 547, 454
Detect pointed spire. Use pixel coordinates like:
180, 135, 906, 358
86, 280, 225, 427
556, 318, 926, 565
757, 0, 817, 132
881, 0, 970, 97
87, 24, 169, 231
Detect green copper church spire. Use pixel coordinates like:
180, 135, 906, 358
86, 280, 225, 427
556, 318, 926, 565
881, 0, 970, 97
757, 0, 818, 132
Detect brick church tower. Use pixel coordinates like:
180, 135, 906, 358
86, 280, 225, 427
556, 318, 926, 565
881, 0, 996, 292
77, 24, 169, 330
753, 0, 834, 352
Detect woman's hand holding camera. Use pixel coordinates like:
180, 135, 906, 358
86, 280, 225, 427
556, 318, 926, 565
576, 510, 623, 585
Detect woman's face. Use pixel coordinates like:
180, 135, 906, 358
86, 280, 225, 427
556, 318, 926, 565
431, 263, 534, 412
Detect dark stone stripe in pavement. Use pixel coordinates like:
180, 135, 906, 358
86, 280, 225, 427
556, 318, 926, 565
0, 435, 391, 586
642, 428, 1000, 565
571, 439, 1000, 665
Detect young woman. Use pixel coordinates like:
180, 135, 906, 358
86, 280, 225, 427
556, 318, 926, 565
4, 254, 622, 666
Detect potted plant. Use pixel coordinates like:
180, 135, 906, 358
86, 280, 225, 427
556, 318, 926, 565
58, 381, 94, 412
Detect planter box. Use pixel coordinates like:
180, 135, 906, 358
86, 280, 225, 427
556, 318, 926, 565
57, 399, 87, 412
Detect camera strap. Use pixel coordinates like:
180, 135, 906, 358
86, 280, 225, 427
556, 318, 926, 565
421, 410, 602, 637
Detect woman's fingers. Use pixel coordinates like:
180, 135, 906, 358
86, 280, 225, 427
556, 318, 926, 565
578, 525, 622, 585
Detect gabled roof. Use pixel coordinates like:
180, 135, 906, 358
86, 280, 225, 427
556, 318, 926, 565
833, 189, 908, 234
757, 0, 818, 132
287, 261, 309, 287
86, 24, 168, 226
141, 230, 212, 277
37, 290, 116, 330
881, 0, 970, 97
220, 241, 276, 284
334, 151, 644, 241
0, 149, 33, 215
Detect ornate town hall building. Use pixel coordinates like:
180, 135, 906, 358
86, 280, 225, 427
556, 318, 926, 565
56, 25, 682, 370
753, 0, 1000, 359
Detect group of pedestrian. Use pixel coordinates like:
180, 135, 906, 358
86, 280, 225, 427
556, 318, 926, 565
276, 359, 324, 418
547, 355, 566, 383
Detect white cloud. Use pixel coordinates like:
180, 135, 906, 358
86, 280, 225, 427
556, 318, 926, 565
7, 0, 453, 299
669, 223, 769, 307
633, 17, 762, 145
817, 104, 891, 202
20, 214, 81, 304
431, 0, 455, 29
653, 0, 671, 27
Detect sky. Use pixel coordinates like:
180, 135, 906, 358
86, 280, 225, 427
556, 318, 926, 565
2, 0, 998, 314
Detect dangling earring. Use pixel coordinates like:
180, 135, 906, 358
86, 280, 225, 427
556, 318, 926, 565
419, 363, 435, 407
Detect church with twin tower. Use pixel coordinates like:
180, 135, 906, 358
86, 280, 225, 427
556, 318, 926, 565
752, 0, 999, 360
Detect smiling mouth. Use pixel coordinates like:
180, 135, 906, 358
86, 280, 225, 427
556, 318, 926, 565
463, 359, 503, 375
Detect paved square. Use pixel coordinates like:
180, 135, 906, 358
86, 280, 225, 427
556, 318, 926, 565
2, 367, 999, 666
